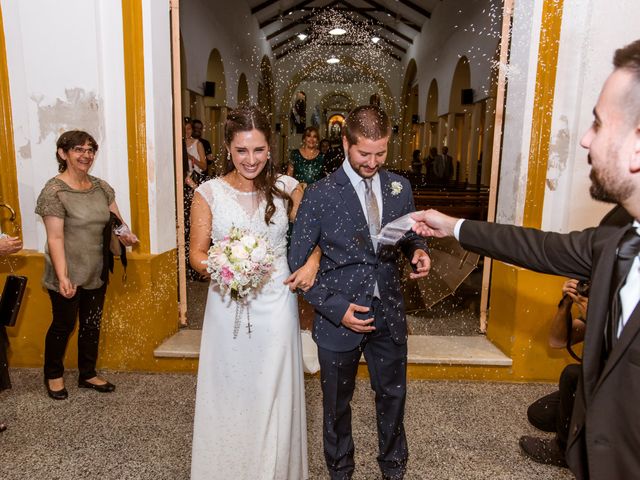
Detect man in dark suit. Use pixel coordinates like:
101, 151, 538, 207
411, 40, 640, 480
191, 119, 214, 178
289, 105, 430, 480
433, 146, 454, 184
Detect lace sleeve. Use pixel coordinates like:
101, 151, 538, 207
96, 177, 116, 204
195, 179, 215, 206
275, 175, 300, 196
35, 179, 66, 218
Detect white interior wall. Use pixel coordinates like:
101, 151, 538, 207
494, 0, 542, 225
180, 0, 271, 107
2, 0, 130, 251
541, 0, 640, 232
406, 0, 503, 120
142, 0, 176, 253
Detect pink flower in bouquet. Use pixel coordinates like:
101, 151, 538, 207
205, 226, 275, 301
221, 266, 234, 283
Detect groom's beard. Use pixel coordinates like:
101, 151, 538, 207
356, 165, 380, 178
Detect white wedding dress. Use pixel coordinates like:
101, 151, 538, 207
191, 176, 308, 480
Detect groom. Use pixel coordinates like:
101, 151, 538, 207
289, 104, 430, 479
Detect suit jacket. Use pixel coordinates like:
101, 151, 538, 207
459, 208, 638, 480
288, 166, 428, 352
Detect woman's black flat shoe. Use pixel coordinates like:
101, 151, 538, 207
45, 379, 68, 400
78, 379, 115, 393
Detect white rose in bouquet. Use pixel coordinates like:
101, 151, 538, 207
230, 243, 249, 261
250, 242, 268, 263
241, 235, 257, 249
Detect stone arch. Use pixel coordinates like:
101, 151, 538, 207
448, 56, 471, 114
423, 78, 440, 154
318, 91, 357, 138
237, 73, 249, 106
205, 48, 226, 107
425, 79, 438, 122
277, 56, 397, 165
259, 55, 274, 118
400, 59, 418, 167
278, 56, 396, 121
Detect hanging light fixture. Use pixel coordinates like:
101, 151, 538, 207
326, 56, 340, 64
329, 27, 347, 36
297, 33, 308, 40
371, 36, 380, 44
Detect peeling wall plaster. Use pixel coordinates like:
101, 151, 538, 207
34, 88, 104, 143
545, 115, 571, 191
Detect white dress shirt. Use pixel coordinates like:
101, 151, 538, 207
342, 157, 383, 221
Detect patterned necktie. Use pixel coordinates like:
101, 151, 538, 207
363, 178, 381, 244
606, 226, 640, 352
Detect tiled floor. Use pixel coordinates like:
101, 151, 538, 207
0, 369, 573, 480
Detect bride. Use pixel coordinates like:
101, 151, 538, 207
189, 106, 319, 479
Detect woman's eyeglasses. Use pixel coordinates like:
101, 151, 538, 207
71, 146, 96, 155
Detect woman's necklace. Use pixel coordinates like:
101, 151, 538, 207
300, 146, 319, 160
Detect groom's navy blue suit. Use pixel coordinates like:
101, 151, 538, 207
289, 165, 428, 479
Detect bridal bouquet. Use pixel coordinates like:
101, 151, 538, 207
204, 227, 275, 337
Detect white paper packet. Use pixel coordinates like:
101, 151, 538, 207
372, 212, 416, 245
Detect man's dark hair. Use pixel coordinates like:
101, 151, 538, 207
613, 40, 640, 123
191, 119, 203, 127
343, 105, 391, 147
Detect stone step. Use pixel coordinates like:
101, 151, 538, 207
154, 331, 512, 367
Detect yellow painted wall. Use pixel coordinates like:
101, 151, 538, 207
485, 262, 579, 381
0, 249, 194, 373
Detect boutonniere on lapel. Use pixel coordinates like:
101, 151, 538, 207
390, 181, 403, 196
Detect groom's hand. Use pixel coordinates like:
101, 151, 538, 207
341, 303, 375, 333
409, 249, 430, 279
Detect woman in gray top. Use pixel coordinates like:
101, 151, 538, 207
35, 130, 138, 400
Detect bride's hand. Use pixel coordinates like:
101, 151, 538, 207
284, 262, 318, 292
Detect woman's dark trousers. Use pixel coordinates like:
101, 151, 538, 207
44, 285, 106, 381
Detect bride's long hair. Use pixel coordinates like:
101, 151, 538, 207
223, 105, 291, 225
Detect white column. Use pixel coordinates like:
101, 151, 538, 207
141, 0, 176, 254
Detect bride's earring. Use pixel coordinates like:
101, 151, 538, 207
227, 151, 231, 161
267, 151, 271, 161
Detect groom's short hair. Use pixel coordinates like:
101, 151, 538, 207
343, 105, 391, 147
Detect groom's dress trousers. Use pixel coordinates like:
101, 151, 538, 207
289, 161, 428, 480
457, 207, 639, 480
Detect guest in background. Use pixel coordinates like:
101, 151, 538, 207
191, 119, 215, 178
35, 130, 138, 400
0, 233, 22, 432
287, 126, 325, 187
424, 147, 438, 182
183, 121, 207, 283
184, 120, 207, 186
321, 138, 343, 175
433, 146, 454, 184
411, 149, 423, 174
520, 278, 588, 468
